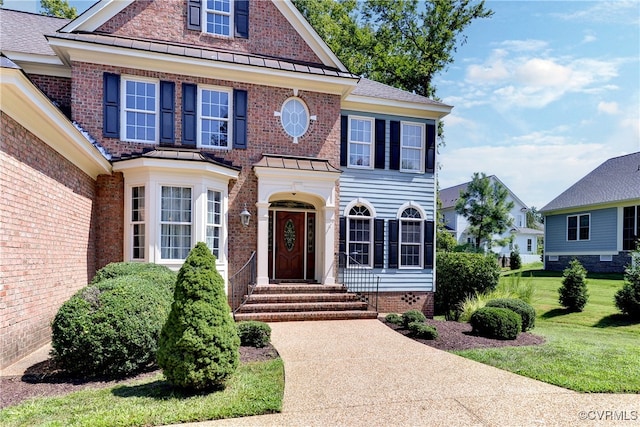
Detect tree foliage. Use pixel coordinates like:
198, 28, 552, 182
40, 0, 77, 18
559, 259, 589, 312
293, 0, 493, 98
455, 173, 514, 250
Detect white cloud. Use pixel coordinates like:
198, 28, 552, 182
499, 39, 549, 52
598, 101, 620, 114
554, 1, 640, 25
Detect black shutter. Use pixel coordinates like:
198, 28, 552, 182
424, 220, 435, 269
187, 0, 201, 31
374, 218, 385, 268
159, 81, 175, 145
233, 89, 248, 149
374, 119, 386, 169
235, 0, 249, 38
426, 123, 436, 173
182, 83, 197, 147
339, 217, 346, 267
388, 219, 399, 269
103, 72, 120, 138
389, 120, 400, 170
340, 115, 348, 167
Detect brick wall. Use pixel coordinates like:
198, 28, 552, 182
95, 173, 124, 271
0, 112, 97, 369
97, 0, 322, 64
377, 292, 435, 318
545, 253, 632, 274
72, 61, 341, 277
28, 75, 72, 118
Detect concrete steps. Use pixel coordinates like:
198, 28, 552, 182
234, 283, 378, 322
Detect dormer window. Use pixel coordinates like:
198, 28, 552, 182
205, 0, 232, 37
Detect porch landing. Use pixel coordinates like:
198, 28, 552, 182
233, 284, 378, 322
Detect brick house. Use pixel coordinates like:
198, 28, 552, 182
0, 0, 451, 369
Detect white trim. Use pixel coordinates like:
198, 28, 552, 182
197, 84, 233, 150
280, 96, 310, 143
397, 203, 425, 269
344, 198, 377, 218
545, 251, 619, 256
120, 75, 160, 143
400, 121, 425, 173
347, 115, 374, 169
59, 0, 134, 33
345, 200, 376, 269
203, 0, 234, 37
0, 67, 111, 178
396, 201, 427, 219
342, 95, 452, 119
566, 213, 591, 242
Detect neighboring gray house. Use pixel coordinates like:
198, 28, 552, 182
541, 152, 640, 273
439, 175, 543, 263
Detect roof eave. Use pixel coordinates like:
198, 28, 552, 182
342, 94, 452, 119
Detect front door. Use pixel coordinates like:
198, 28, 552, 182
274, 211, 305, 280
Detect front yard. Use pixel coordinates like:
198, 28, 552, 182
454, 268, 640, 393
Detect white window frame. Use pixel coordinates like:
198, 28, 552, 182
348, 116, 374, 169
346, 201, 375, 268
567, 214, 590, 241
206, 189, 222, 258
400, 121, 425, 173
204, 0, 234, 37
121, 76, 159, 143
160, 186, 193, 261
399, 205, 424, 269
198, 85, 232, 150
130, 185, 146, 260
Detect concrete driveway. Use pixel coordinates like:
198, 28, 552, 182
183, 319, 639, 426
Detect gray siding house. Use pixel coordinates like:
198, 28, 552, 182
541, 152, 640, 273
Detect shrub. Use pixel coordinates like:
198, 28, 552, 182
237, 321, 272, 348
615, 252, 640, 319
402, 309, 426, 328
559, 259, 589, 312
91, 262, 176, 287
407, 321, 438, 340
435, 252, 501, 320
384, 313, 403, 325
486, 298, 536, 331
470, 307, 521, 340
158, 243, 240, 391
51, 275, 173, 377
510, 249, 522, 270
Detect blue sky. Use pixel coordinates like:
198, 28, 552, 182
4, 0, 639, 209
433, 1, 640, 209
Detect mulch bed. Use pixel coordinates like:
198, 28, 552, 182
383, 318, 545, 351
0, 344, 279, 409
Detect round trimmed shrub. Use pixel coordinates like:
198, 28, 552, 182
408, 321, 438, 340
402, 309, 426, 328
384, 313, 403, 325
237, 321, 272, 348
486, 298, 536, 331
158, 243, 240, 391
559, 259, 589, 312
51, 275, 173, 377
470, 307, 521, 340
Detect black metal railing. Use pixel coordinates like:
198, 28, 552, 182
230, 251, 257, 313
338, 252, 380, 311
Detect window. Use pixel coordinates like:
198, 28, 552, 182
280, 97, 309, 141
207, 190, 222, 258
400, 122, 424, 172
348, 117, 373, 168
131, 186, 145, 259
122, 77, 158, 142
623, 206, 640, 251
199, 87, 230, 148
205, 0, 232, 36
527, 239, 532, 253
347, 205, 372, 267
400, 207, 423, 268
160, 186, 192, 260
567, 214, 590, 241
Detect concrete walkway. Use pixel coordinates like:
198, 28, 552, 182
181, 319, 639, 426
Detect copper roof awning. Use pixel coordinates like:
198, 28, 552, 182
253, 154, 341, 173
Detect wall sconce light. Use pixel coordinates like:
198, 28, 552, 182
239, 203, 251, 227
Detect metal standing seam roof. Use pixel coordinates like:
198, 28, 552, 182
0, 9, 69, 56
541, 151, 640, 213
112, 147, 240, 171
254, 154, 341, 173
46, 32, 357, 79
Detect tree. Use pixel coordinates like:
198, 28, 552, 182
559, 259, 589, 312
294, 0, 493, 98
157, 243, 240, 391
527, 206, 544, 228
455, 173, 514, 250
40, 0, 77, 18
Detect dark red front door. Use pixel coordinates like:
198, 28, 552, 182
274, 211, 305, 280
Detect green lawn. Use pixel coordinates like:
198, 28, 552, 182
454, 267, 640, 393
0, 359, 284, 427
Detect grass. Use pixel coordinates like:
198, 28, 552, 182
453, 265, 640, 393
0, 359, 284, 427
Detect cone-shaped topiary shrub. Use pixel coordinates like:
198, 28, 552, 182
486, 298, 536, 331
615, 251, 640, 319
157, 242, 240, 391
559, 259, 589, 312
